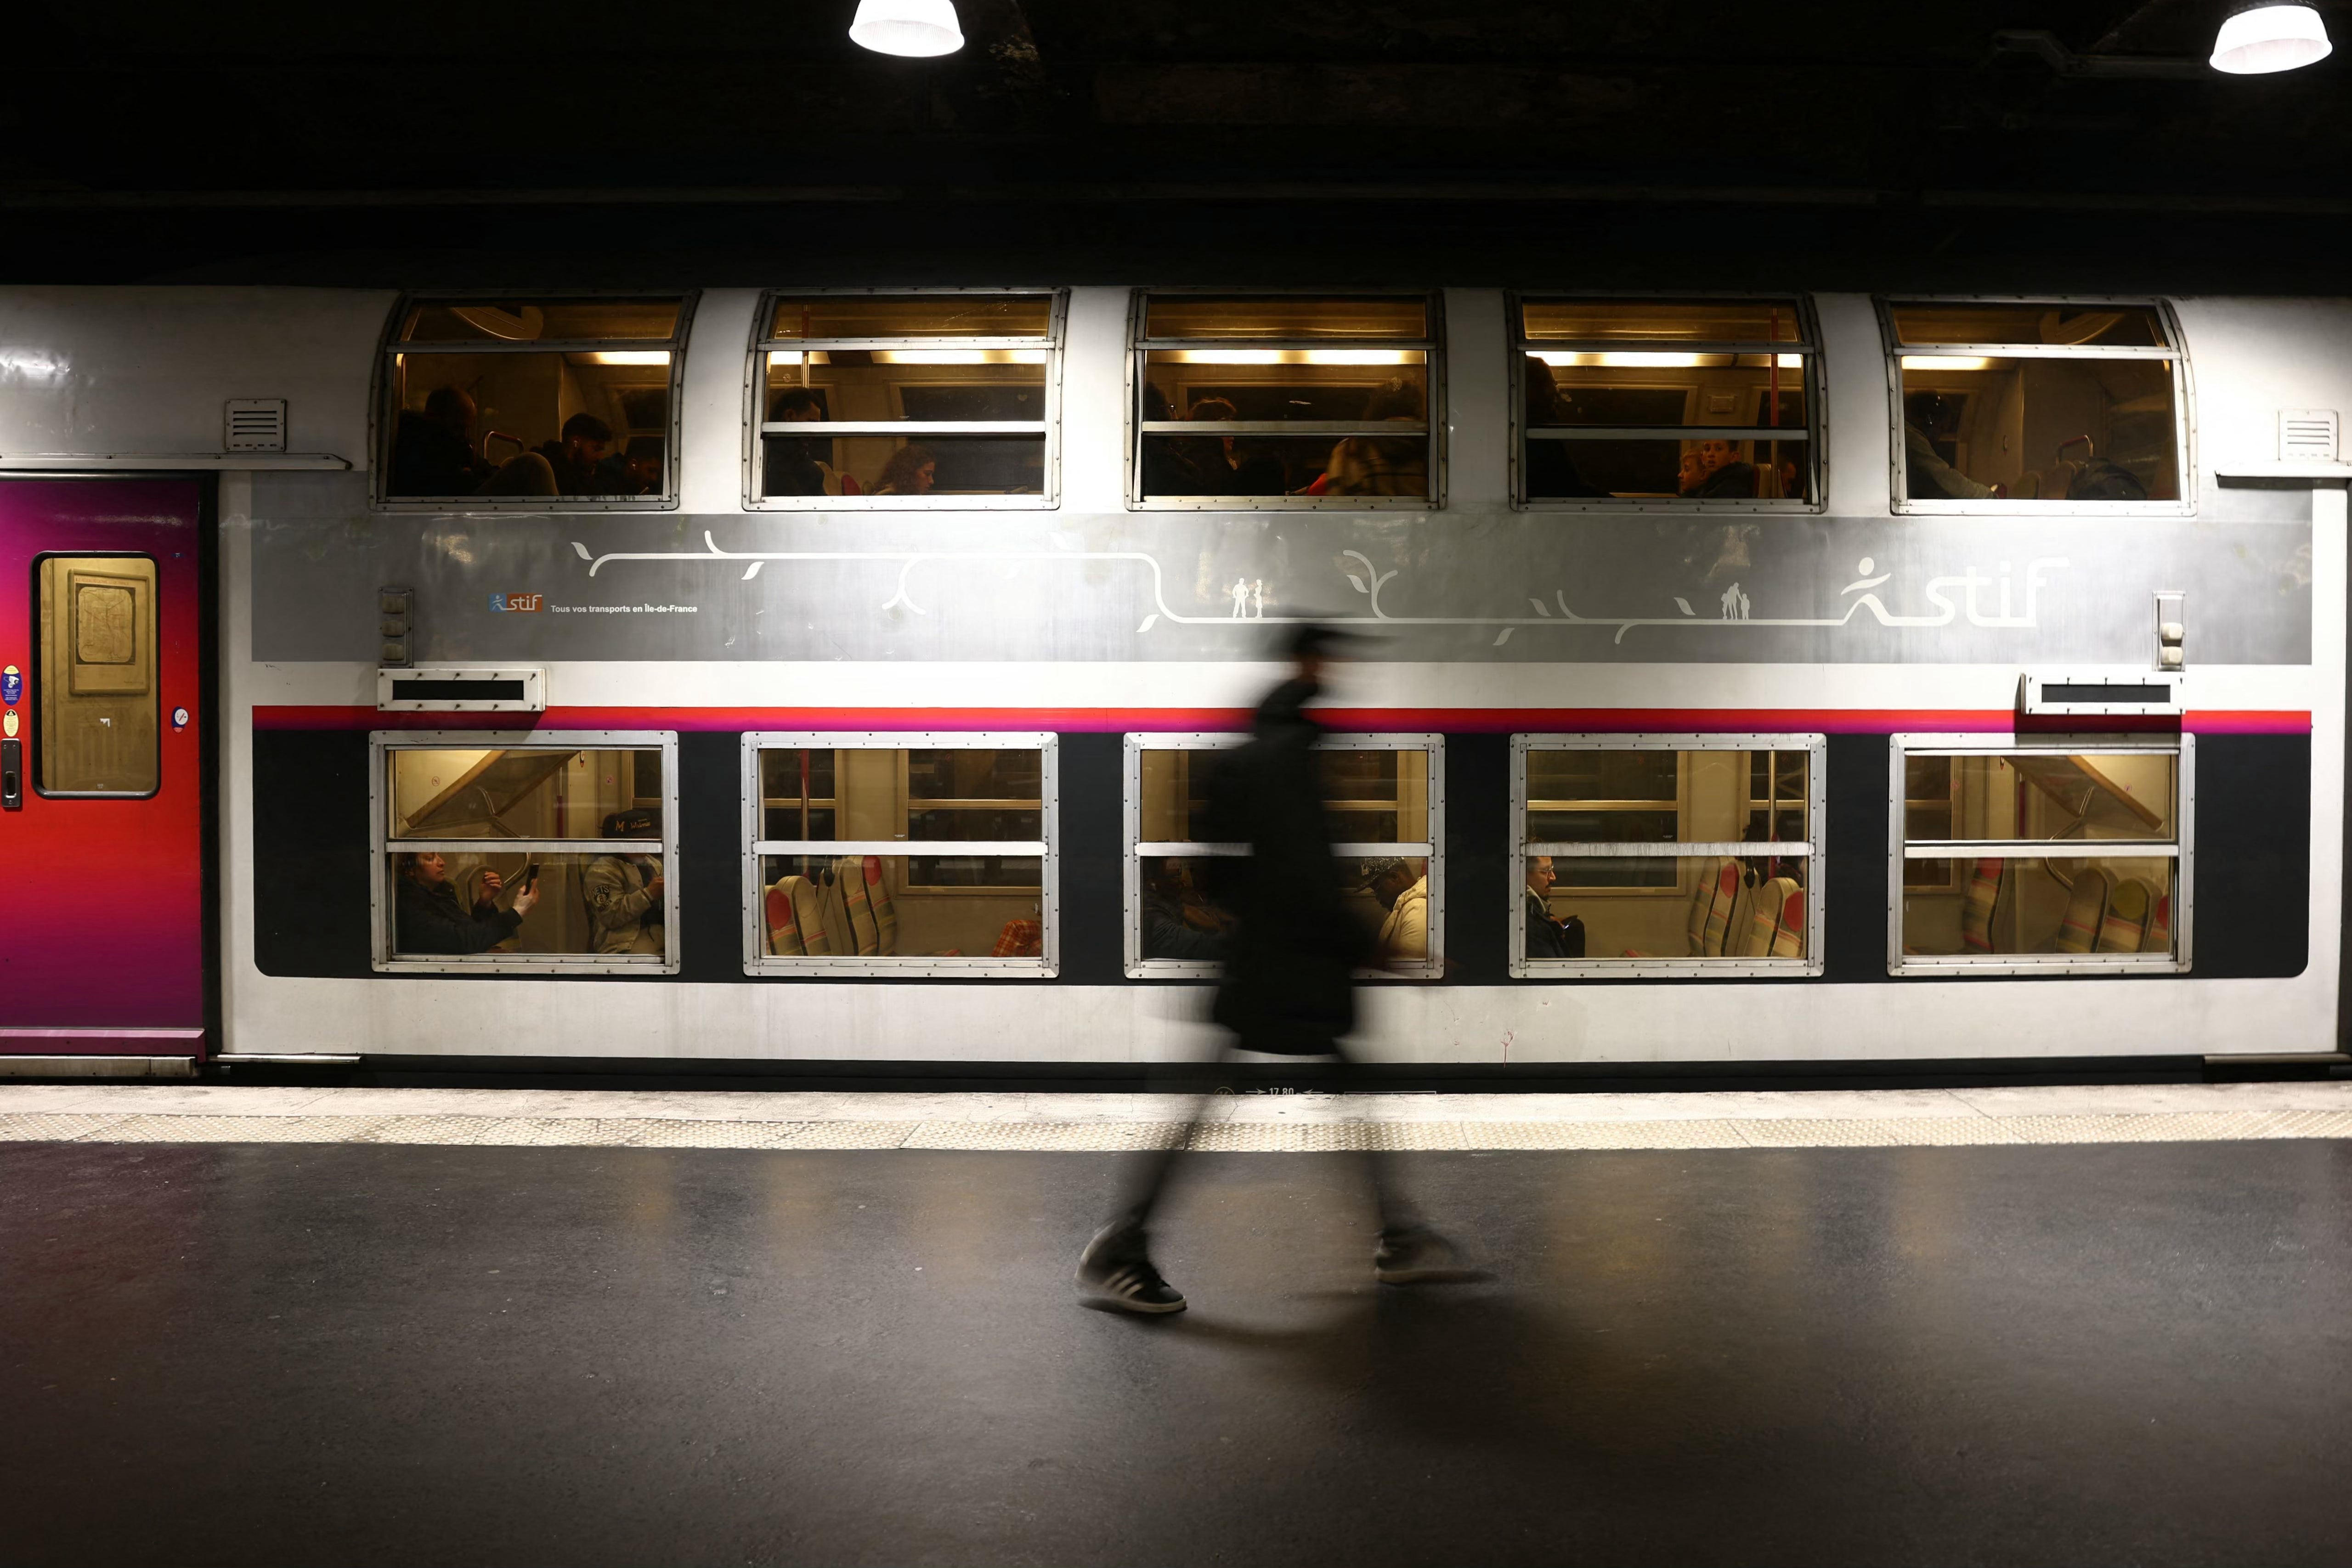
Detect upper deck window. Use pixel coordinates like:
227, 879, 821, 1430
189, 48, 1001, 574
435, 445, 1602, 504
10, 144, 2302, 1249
1132, 293, 1441, 508
380, 295, 690, 508
1884, 300, 2187, 511
1514, 298, 1818, 507
753, 291, 1063, 508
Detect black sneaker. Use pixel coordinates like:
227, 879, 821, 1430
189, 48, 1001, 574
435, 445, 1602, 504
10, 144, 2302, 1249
1074, 1224, 1187, 1314
1374, 1227, 1476, 1285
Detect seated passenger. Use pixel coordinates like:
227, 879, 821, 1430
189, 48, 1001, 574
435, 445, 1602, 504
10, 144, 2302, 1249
1324, 384, 1428, 497
762, 387, 831, 496
538, 413, 625, 495
873, 443, 938, 496
599, 441, 663, 496
388, 386, 493, 497
1525, 854, 1574, 959
1684, 437, 1758, 498
394, 852, 538, 954
1521, 360, 1610, 498
1180, 397, 1287, 496
1142, 858, 1228, 962
1904, 422, 1997, 499
584, 810, 666, 956
1365, 856, 1429, 964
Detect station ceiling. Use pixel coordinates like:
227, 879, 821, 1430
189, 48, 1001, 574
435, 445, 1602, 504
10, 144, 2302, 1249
6, 0, 2349, 289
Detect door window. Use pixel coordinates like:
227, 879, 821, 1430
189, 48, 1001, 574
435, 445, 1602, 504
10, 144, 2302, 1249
37, 554, 158, 796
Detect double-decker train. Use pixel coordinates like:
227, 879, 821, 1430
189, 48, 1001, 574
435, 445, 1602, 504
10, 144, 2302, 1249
0, 282, 2341, 1075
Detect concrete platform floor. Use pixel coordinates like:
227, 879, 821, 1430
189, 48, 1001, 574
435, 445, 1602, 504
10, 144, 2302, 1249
4, 1093, 2350, 1565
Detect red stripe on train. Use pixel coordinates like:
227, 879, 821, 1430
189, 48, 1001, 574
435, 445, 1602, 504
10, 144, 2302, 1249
252, 705, 2314, 734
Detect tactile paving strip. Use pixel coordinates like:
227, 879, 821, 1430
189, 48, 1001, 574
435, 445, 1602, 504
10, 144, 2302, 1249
3, 1108, 2350, 1151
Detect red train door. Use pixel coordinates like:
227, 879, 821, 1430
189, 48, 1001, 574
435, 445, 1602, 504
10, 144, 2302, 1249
0, 479, 209, 1061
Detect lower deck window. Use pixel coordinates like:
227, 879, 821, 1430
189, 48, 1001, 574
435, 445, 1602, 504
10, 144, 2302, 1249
372, 732, 678, 973
1891, 737, 2190, 974
1512, 734, 1824, 978
1125, 733, 1443, 978
743, 733, 1056, 975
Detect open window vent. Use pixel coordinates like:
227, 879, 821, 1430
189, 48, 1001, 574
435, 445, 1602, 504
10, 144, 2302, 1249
2279, 409, 2339, 463
224, 399, 288, 452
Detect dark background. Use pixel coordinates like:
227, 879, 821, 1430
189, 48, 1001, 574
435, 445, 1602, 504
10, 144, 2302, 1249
8, 1, 2352, 290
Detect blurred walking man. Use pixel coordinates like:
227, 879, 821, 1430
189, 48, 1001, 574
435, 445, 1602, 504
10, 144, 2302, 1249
1074, 624, 1463, 1313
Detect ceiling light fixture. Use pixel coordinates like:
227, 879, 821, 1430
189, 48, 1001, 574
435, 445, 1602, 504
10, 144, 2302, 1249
2210, 3, 2333, 74
849, 0, 964, 57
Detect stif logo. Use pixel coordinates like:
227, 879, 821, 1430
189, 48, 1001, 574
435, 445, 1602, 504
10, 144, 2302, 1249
489, 593, 545, 613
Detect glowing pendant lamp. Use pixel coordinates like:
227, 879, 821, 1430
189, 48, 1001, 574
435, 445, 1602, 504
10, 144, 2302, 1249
2210, 3, 2333, 73
849, 0, 965, 57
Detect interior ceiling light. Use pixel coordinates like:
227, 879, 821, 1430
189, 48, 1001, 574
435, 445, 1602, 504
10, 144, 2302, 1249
849, 0, 964, 57
2210, 3, 2333, 73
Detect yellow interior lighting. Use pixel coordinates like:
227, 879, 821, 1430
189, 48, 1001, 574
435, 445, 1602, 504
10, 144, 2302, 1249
1165, 349, 1419, 366
1900, 355, 1997, 371
583, 351, 673, 366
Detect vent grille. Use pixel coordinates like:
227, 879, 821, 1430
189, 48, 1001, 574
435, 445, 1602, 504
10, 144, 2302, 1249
2279, 409, 2339, 463
224, 399, 288, 452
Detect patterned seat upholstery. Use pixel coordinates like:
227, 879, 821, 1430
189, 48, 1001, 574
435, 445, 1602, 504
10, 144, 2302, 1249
2052, 867, 2112, 955
2097, 875, 2160, 953
1960, 857, 2007, 953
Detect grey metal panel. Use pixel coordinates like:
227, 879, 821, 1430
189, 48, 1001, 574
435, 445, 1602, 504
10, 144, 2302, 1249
251, 472, 2314, 667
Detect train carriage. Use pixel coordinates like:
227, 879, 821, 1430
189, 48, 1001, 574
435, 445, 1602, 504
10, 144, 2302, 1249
0, 283, 2341, 1074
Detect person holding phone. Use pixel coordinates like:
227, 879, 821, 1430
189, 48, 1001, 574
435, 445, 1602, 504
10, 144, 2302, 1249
392, 852, 539, 955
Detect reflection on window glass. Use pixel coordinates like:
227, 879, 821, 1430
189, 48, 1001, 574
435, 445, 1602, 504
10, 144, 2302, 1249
388, 748, 664, 841
386, 295, 685, 501
1136, 748, 1428, 844
388, 849, 666, 959
399, 299, 682, 343
1890, 304, 2168, 349
1145, 297, 1427, 339
1529, 853, 1809, 961
1518, 299, 1814, 504
36, 555, 158, 796
768, 296, 1053, 340
1900, 857, 2175, 959
1906, 752, 2177, 842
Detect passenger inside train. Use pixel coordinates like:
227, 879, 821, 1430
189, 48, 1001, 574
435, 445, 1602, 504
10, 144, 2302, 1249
755, 293, 1053, 500
1518, 298, 1815, 503
1137, 293, 1435, 502
384, 298, 680, 502
1524, 744, 1813, 964
1891, 304, 2179, 502
383, 745, 668, 962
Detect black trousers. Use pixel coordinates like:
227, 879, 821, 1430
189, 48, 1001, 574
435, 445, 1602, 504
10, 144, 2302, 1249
1108, 1037, 1425, 1241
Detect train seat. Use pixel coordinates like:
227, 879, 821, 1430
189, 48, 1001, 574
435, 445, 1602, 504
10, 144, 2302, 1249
2098, 875, 2160, 953
2052, 867, 2113, 955
1960, 857, 2008, 953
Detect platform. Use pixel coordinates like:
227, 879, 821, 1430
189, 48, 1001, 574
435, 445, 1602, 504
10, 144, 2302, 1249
5, 1082, 2349, 1565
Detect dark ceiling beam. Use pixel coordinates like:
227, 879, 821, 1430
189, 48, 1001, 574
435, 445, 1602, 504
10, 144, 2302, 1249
7, 182, 2350, 214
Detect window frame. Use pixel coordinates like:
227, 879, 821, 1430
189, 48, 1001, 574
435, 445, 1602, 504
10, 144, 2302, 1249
1886, 732, 2194, 977
744, 288, 1067, 511
368, 728, 682, 976
1122, 731, 1446, 980
740, 730, 1059, 978
1508, 292, 1826, 513
1510, 732, 1827, 980
1125, 288, 1447, 512
31, 550, 161, 801
373, 290, 695, 513
1877, 294, 2195, 518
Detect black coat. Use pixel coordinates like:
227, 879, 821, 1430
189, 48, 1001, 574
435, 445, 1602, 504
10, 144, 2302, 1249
1525, 890, 1572, 959
1205, 679, 1372, 1055
395, 876, 522, 955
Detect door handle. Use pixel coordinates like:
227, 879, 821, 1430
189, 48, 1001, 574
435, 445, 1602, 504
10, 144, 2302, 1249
1, 737, 20, 810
